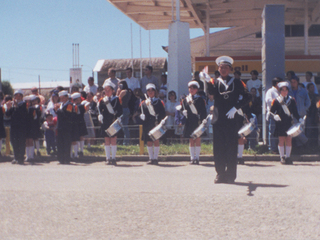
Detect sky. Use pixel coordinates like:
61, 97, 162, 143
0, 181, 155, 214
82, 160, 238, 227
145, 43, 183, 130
0, 0, 224, 85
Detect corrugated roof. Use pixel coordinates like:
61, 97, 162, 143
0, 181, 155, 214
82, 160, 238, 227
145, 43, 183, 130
94, 57, 167, 72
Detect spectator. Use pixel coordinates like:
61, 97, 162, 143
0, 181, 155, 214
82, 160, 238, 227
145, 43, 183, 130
83, 77, 98, 95
164, 90, 179, 143
159, 74, 167, 97
303, 71, 318, 94
124, 67, 140, 92
3, 95, 12, 156
249, 88, 262, 123
246, 70, 262, 97
265, 77, 282, 153
83, 92, 98, 148
42, 111, 57, 155
117, 80, 132, 145
305, 83, 319, 148
46, 90, 59, 118
289, 76, 311, 148
103, 68, 120, 92
31, 87, 45, 105
140, 65, 160, 94
132, 88, 145, 125
175, 95, 186, 143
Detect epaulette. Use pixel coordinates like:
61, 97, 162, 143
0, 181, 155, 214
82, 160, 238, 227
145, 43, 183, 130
66, 103, 73, 112
210, 78, 214, 85
74, 104, 78, 113
249, 101, 253, 107
119, 97, 123, 105
317, 100, 320, 109
2, 106, 5, 114
271, 99, 276, 106
161, 100, 165, 107
139, 100, 145, 107
241, 80, 246, 88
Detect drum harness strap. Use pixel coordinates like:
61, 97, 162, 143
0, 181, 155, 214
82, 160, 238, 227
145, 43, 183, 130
277, 95, 291, 116
186, 94, 201, 124
142, 95, 159, 124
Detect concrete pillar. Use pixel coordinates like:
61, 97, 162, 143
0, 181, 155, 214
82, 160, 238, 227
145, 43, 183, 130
261, 4, 285, 144
167, 21, 192, 98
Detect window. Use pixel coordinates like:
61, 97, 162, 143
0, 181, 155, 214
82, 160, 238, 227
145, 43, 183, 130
309, 25, 320, 36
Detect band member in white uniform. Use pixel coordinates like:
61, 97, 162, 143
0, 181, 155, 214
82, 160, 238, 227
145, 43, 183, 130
139, 83, 166, 165
180, 81, 207, 164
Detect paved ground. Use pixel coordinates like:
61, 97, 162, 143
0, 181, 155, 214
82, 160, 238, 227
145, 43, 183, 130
1, 159, 320, 239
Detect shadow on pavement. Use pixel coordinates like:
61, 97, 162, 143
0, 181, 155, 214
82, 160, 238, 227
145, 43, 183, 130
200, 163, 215, 167
115, 163, 144, 167
233, 181, 288, 196
156, 163, 185, 168
243, 163, 275, 167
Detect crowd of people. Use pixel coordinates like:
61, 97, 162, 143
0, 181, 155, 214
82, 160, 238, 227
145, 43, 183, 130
2, 57, 320, 183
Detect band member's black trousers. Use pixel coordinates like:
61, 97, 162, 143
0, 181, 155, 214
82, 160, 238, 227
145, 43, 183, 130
11, 127, 26, 163
213, 121, 238, 181
57, 130, 72, 164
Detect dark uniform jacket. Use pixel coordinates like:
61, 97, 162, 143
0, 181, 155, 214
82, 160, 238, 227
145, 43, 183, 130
139, 97, 166, 142
73, 103, 88, 139
6, 101, 28, 130
181, 94, 207, 138
270, 95, 300, 137
207, 76, 251, 125
99, 95, 123, 137
56, 101, 76, 134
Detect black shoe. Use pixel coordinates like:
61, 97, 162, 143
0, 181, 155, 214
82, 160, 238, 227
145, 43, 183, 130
106, 159, 112, 165
37, 151, 41, 157
112, 159, 117, 166
147, 159, 153, 165
238, 158, 244, 164
11, 159, 18, 164
280, 156, 286, 165
79, 151, 83, 157
227, 178, 235, 184
193, 159, 199, 165
214, 175, 227, 184
285, 157, 293, 165
189, 159, 194, 164
153, 159, 158, 165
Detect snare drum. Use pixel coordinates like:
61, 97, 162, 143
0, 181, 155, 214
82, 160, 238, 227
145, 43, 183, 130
148, 124, 167, 141
105, 118, 123, 137
238, 122, 255, 137
190, 122, 207, 139
286, 122, 304, 137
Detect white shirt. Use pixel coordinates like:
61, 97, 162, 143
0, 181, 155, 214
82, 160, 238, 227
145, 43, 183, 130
265, 86, 279, 111
246, 79, 262, 97
125, 77, 140, 91
83, 84, 98, 95
165, 101, 179, 129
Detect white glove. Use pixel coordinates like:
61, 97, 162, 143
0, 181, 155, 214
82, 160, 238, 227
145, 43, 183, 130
266, 112, 270, 121
160, 119, 166, 125
202, 119, 207, 125
226, 107, 237, 119
274, 114, 281, 121
98, 114, 103, 123
145, 98, 151, 105
183, 110, 188, 117
237, 108, 244, 116
140, 114, 145, 121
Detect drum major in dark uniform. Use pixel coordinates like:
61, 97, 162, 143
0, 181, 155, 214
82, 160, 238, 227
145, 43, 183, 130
207, 56, 251, 183
55, 90, 76, 164
5, 90, 28, 164
270, 81, 301, 164
98, 81, 123, 165
139, 83, 166, 165
181, 81, 207, 164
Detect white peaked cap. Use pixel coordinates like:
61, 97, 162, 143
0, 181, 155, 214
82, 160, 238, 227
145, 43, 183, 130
14, 89, 24, 95
146, 83, 156, 90
188, 81, 200, 88
103, 80, 116, 89
278, 81, 289, 89
215, 55, 234, 66
29, 94, 37, 101
58, 90, 68, 97
71, 92, 81, 99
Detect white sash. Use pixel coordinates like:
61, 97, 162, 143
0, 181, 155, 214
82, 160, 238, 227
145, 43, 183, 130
186, 94, 198, 115
103, 96, 115, 115
277, 96, 291, 116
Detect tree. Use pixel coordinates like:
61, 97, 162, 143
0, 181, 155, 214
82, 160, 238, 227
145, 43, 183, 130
1, 81, 14, 96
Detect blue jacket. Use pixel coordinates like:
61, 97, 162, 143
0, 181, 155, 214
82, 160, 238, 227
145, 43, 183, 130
288, 86, 311, 117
